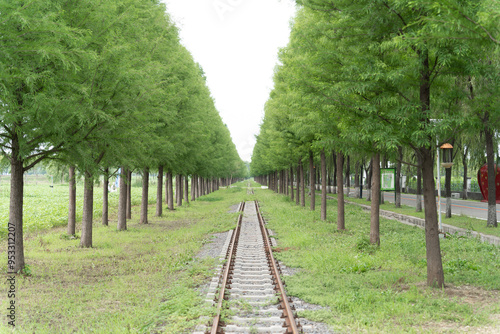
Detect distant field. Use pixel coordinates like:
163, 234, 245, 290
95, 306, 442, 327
0, 176, 157, 238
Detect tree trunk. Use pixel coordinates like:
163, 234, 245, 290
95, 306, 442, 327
102, 168, 109, 226
176, 174, 182, 207
185, 175, 189, 204
337, 152, 345, 230
366, 159, 372, 202
68, 166, 76, 234
321, 149, 327, 221
198, 176, 202, 197
345, 155, 350, 197
380, 156, 385, 204
117, 167, 127, 231
445, 166, 452, 218
485, 114, 498, 227
370, 153, 381, 245
332, 150, 337, 194
296, 163, 300, 205
9, 151, 25, 273
80, 173, 94, 248
309, 151, 315, 211
285, 169, 289, 196
191, 175, 196, 201
167, 172, 174, 210
355, 161, 360, 198
290, 165, 294, 202
416, 154, 423, 212
140, 168, 149, 224
165, 170, 168, 205
175, 174, 179, 205
156, 166, 163, 216
300, 159, 305, 207
462, 148, 468, 200
419, 47, 445, 288
420, 147, 445, 287
396, 146, 402, 208
126, 170, 132, 219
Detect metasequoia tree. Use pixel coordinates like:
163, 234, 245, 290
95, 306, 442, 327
0, 0, 97, 271
251, 1, 497, 288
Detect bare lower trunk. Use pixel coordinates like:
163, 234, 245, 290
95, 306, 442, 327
380, 157, 385, 204
185, 176, 189, 204
165, 173, 169, 206
285, 169, 289, 196
191, 175, 196, 201
366, 160, 372, 202
332, 150, 337, 194
420, 147, 445, 288
337, 152, 345, 230
126, 170, 132, 219
198, 176, 202, 197
156, 166, 163, 216
167, 172, 174, 210
296, 163, 300, 205
300, 159, 305, 207
321, 149, 327, 221
176, 174, 182, 207
396, 146, 402, 208
485, 117, 498, 227
309, 151, 315, 211
370, 153, 380, 245
290, 166, 294, 202
102, 168, 109, 226
355, 161, 360, 198
345, 155, 350, 197
445, 167, 452, 218
140, 168, 149, 224
462, 157, 468, 200
9, 152, 25, 273
117, 167, 127, 231
68, 166, 76, 234
416, 154, 423, 212
80, 173, 94, 248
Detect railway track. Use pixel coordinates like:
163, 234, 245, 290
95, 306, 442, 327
195, 201, 303, 334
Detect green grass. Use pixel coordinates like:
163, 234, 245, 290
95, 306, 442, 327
0, 182, 255, 334
2, 179, 498, 333
334, 194, 500, 239
256, 188, 500, 333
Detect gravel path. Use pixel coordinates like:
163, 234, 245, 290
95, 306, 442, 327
193, 203, 336, 334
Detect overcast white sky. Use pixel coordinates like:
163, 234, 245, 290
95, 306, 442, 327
161, 0, 297, 162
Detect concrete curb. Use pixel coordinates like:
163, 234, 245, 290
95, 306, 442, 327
327, 196, 500, 246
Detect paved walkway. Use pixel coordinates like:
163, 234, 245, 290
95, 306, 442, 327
378, 191, 500, 221
326, 194, 500, 246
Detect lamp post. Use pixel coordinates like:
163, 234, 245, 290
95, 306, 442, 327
437, 143, 454, 233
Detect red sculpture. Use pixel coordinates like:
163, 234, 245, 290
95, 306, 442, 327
478, 164, 500, 203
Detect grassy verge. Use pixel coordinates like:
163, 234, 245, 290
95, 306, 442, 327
256, 188, 500, 333
0, 183, 253, 333
326, 193, 500, 239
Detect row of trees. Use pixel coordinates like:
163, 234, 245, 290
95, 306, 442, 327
1, 0, 246, 273
251, 0, 499, 288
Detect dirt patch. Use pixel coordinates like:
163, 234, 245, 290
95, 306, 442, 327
410, 283, 500, 333
272, 246, 297, 253
227, 203, 241, 213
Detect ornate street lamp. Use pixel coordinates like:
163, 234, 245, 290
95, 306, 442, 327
440, 143, 454, 168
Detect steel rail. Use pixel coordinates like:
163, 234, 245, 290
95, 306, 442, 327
255, 201, 301, 334
208, 201, 245, 334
